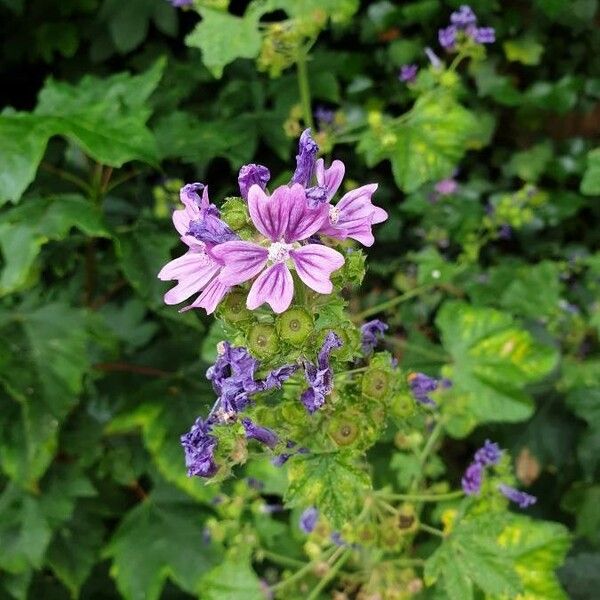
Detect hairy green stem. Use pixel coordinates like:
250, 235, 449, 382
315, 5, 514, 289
378, 490, 464, 503
419, 523, 445, 538
306, 549, 352, 600
261, 550, 305, 569
296, 50, 315, 130
354, 285, 433, 321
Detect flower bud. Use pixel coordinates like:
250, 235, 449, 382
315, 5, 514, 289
397, 504, 418, 533
328, 414, 360, 446
219, 291, 253, 325
390, 393, 416, 419
247, 323, 280, 359
313, 562, 330, 577
362, 368, 392, 401
276, 307, 313, 346
220, 197, 248, 230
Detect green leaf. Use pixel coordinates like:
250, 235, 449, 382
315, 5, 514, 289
504, 142, 553, 183
496, 516, 570, 599
198, 548, 263, 600
560, 552, 600, 600
503, 38, 544, 65
358, 92, 479, 193
104, 492, 219, 600
285, 452, 371, 528
436, 301, 558, 432
186, 8, 262, 78
0, 303, 90, 484
561, 484, 600, 545
0, 60, 164, 204
0, 194, 109, 296
581, 147, 600, 195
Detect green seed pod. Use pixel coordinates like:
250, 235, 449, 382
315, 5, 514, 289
276, 307, 313, 346
247, 323, 280, 359
328, 414, 360, 446
356, 523, 377, 546
397, 504, 418, 534
379, 517, 405, 551
390, 393, 416, 419
220, 197, 249, 230
219, 291, 253, 325
362, 368, 392, 401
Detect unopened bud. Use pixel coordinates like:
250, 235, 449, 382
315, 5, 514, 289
391, 393, 415, 419
313, 561, 330, 577
328, 414, 360, 446
362, 368, 392, 401
397, 504, 418, 533
220, 197, 248, 230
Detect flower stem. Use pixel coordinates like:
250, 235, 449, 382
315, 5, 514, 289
354, 285, 433, 321
378, 490, 464, 503
296, 50, 315, 131
419, 523, 445, 538
259, 550, 305, 569
306, 549, 352, 600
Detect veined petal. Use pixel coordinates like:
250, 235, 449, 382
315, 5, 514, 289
315, 158, 345, 201
173, 208, 190, 237
162, 262, 220, 305
247, 263, 294, 313
183, 279, 230, 314
283, 183, 328, 243
371, 205, 388, 224
290, 245, 345, 294
336, 184, 380, 226
212, 241, 268, 286
248, 185, 290, 241
158, 247, 211, 281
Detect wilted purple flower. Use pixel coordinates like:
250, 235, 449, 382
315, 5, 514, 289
361, 319, 388, 354
291, 129, 319, 187
315, 159, 388, 247
408, 372, 448, 406
238, 164, 270, 200
450, 5, 477, 26
438, 25, 457, 49
471, 26, 495, 44
424, 47, 442, 69
399, 64, 418, 83
498, 484, 537, 508
158, 184, 232, 314
315, 105, 335, 126
213, 183, 344, 313
181, 417, 218, 478
299, 507, 319, 533
434, 178, 458, 196
271, 440, 307, 467
474, 440, 502, 467
462, 461, 483, 495
242, 418, 278, 449
301, 332, 343, 413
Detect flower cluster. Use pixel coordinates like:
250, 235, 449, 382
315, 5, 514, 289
438, 5, 495, 50
461, 440, 537, 508
159, 129, 387, 315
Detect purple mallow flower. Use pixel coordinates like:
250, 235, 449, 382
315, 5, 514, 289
301, 332, 342, 413
158, 184, 232, 314
498, 484, 537, 508
315, 159, 388, 247
212, 184, 345, 314
470, 26, 495, 44
461, 462, 483, 495
299, 507, 319, 533
399, 64, 418, 83
408, 372, 449, 407
181, 417, 218, 477
450, 5, 477, 26
242, 418, 278, 449
361, 319, 388, 354
292, 129, 319, 187
438, 25, 457, 49
238, 164, 270, 200
474, 440, 502, 467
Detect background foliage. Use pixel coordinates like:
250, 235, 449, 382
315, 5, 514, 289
0, 0, 599, 598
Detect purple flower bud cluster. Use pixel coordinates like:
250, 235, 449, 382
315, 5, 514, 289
408, 372, 451, 407
360, 319, 388, 354
399, 64, 418, 83
292, 129, 319, 187
238, 164, 270, 200
299, 506, 319, 533
438, 5, 495, 50
461, 441, 537, 508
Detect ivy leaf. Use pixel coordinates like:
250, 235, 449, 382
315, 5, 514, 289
103, 490, 219, 600
285, 452, 371, 528
581, 147, 600, 195
436, 301, 558, 434
0, 194, 109, 296
0, 303, 90, 484
186, 8, 262, 78
358, 92, 479, 193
